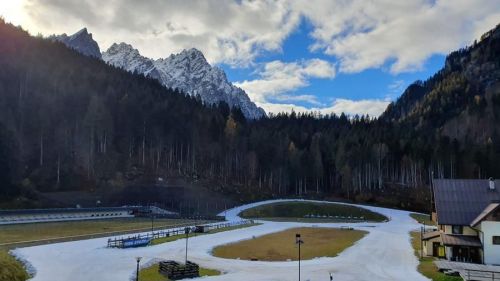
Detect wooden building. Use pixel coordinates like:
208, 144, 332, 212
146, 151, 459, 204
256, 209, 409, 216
422, 179, 500, 265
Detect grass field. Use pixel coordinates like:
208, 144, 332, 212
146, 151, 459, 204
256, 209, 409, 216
0, 218, 202, 249
212, 227, 367, 261
410, 213, 435, 226
410, 232, 462, 281
150, 223, 260, 246
0, 250, 29, 281
139, 262, 220, 281
239, 202, 387, 222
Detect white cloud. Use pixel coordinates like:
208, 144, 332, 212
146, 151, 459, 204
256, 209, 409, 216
293, 0, 500, 73
11, 0, 300, 66
4, 0, 499, 72
325, 98, 390, 117
235, 59, 335, 104
388, 80, 406, 92
236, 58, 389, 116
386, 79, 406, 100
258, 98, 390, 117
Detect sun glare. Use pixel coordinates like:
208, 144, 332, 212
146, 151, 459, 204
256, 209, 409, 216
0, 1, 26, 26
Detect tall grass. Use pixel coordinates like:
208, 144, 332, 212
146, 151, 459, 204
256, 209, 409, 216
0, 251, 29, 281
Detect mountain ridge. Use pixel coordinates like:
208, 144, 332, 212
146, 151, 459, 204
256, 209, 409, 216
102, 43, 266, 119
51, 28, 102, 59
54, 29, 265, 119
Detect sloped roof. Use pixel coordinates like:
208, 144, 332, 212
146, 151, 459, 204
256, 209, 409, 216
433, 179, 500, 225
470, 203, 500, 227
422, 230, 440, 240
441, 234, 482, 247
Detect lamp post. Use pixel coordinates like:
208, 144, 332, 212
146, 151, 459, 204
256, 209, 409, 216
151, 214, 155, 234
295, 233, 304, 281
135, 257, 142, 281
185, 226, 191, 264
420, 226, 424, 259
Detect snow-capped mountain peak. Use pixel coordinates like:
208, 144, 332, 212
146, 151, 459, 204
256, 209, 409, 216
103, 45, 265, 119
102, 42, 156, 75
182, 48, 206, 59
52, 28, 265, 119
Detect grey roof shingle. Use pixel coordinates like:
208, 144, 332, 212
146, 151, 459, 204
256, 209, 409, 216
433, 179, 500, 225
470, 203, 500, 227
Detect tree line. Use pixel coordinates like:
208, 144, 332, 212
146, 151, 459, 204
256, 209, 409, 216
1, 19, 499, 211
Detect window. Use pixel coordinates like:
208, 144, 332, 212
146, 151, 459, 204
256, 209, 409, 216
452, 225, 463, 234
493, 236, 500, 245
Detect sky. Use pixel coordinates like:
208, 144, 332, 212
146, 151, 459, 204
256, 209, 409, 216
1, 0, 499, 117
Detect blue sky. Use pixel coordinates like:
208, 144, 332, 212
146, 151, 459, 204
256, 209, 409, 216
220, 21, 446, 112
2, 0, 499, 116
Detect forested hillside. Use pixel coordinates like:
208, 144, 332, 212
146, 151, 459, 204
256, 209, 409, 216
0, 19, 499, 212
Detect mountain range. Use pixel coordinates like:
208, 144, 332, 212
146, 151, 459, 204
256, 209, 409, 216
53, 28, 265, 119
1, 19, 500, 211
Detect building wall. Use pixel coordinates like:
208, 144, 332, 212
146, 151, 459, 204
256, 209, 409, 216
481, 221, 500, 265
443, 225, 477, 236
423, 236, 441, 256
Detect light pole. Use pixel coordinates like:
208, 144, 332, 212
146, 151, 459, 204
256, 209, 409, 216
185, 226, 191, 264
420, 226, 423, 259
135, 257, 142, 281
295, 233, 304, 281
151, 214, 155, 234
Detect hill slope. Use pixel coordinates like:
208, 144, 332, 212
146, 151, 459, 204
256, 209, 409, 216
382, 23, 500, 144
0, 19, 237, 202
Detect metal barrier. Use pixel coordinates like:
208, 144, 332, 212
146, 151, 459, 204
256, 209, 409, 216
463, 269, 500, 281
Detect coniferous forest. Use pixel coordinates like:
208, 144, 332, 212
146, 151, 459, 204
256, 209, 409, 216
1, 19, 500, 212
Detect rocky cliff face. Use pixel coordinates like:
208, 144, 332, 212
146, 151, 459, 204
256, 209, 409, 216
382, 23, 500, 144
52, 28, 101, 59
102, 43, 265, 119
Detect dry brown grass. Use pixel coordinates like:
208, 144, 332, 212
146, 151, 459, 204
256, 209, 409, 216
0, 218, 201, 248
0, 250, 30, 281
212, 227, 367, 261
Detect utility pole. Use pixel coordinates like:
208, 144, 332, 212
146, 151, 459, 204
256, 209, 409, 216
135, 257, 142, 281
295, 233, 304, 281
185, 227, 191, 264
151, 213, 155, 234
430, 171, 434, 217
420, 226, 423, 259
